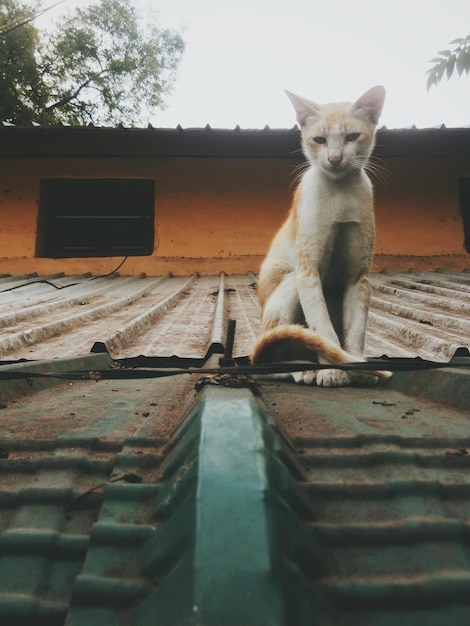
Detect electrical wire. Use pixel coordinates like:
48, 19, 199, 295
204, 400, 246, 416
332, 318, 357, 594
0, 1, 67, 36
0, 354, 469, 381
0, 279, 78, 293
90, 256, 128, 279
0, 257, 128, 293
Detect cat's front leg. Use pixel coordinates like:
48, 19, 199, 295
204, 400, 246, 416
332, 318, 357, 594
296, 269, 339, 345
343, 271, 370, 357
343, 272, 380, 386
296, 268, 352, 387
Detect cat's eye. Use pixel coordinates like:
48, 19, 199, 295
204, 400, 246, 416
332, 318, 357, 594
346, 132, 360, 142
313, 136, 326, 144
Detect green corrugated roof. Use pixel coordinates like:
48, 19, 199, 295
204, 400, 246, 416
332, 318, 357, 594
0, 273, 470, 625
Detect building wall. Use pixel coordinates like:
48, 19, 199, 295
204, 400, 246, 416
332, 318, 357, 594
372, 154, 468, 269
0, 151, 468, 276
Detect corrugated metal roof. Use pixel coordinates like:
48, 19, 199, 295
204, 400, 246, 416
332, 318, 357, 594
3, 120, 470, 130
0, 270, 468, 362
1, 124, 470, 158
0, 270, 469, 625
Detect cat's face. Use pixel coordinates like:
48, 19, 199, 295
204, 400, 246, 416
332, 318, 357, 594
286, 86, 385, 180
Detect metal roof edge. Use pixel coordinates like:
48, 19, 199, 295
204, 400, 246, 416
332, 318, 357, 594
0, 353, 114, 404
0, 125, 302, 159
0, 124, 468, 158
2, 120, 470, 132
387, 363, 470, 413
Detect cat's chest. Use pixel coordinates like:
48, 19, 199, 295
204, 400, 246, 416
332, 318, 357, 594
294, 173, 374, 276
295, 220, 370, 284
299, 169, 371, 225
304, 191, 366, 227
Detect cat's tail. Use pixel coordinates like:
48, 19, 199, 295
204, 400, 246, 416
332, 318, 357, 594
250, 324, 392, 380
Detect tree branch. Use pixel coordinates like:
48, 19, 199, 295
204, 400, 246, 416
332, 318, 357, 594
45, 73, 106, 111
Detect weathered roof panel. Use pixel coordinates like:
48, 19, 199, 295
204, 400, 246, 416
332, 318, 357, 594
264, 370, 470, 624
1, 270, 469, 625
1, 270, 468, 362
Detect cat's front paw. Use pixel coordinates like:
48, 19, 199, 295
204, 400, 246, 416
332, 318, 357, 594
316, 369, 351, 387
292, 370, 317, 385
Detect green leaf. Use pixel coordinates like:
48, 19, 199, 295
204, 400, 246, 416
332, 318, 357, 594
427, 34, 470, 88
446, 55, 456, 79
426, 72, 437, 90
436, 62, 447, 82
456, 48, 470, 76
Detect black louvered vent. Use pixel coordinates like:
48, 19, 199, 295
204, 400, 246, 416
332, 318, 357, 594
37, 179, 155, 257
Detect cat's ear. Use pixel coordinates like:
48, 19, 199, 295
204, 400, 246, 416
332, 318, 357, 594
353, 86, 385, 125
285, 90, 320, 127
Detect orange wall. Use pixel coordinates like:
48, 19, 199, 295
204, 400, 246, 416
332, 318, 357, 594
154, 158, 292, 258
374, 155, 466, 261
0, 153, 468, 275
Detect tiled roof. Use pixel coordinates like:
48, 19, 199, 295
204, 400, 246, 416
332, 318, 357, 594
0, 270, 469, 625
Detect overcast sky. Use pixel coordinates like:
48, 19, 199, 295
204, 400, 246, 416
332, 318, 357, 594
38, 0, 470, 129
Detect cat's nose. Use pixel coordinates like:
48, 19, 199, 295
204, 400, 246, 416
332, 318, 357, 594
328, 154, 343, 166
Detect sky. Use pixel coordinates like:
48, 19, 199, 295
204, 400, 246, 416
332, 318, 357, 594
37, 0, 470, 129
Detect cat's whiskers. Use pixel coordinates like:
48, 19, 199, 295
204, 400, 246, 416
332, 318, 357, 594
350, 156, 368, 171
291, 161, 310, 186
347, 155, 390, 183
364, 156, 391, 183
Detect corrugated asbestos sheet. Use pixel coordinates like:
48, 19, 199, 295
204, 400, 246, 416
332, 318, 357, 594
0, 270, 469, 362
0, 270, 469, 626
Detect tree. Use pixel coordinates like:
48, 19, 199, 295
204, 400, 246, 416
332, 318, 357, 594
0, 0, 185, 125
0, 1, 43, 124
427, 35, 470, 90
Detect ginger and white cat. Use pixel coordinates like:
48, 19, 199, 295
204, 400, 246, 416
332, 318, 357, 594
251, 86, 391, 387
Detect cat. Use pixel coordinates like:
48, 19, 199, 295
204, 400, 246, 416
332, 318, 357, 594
250, 85, 391, 387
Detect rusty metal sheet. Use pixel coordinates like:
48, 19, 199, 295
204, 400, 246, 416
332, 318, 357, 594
0, 269, 470, 625
0, 356, 469, 625
260, 371, 470, 624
